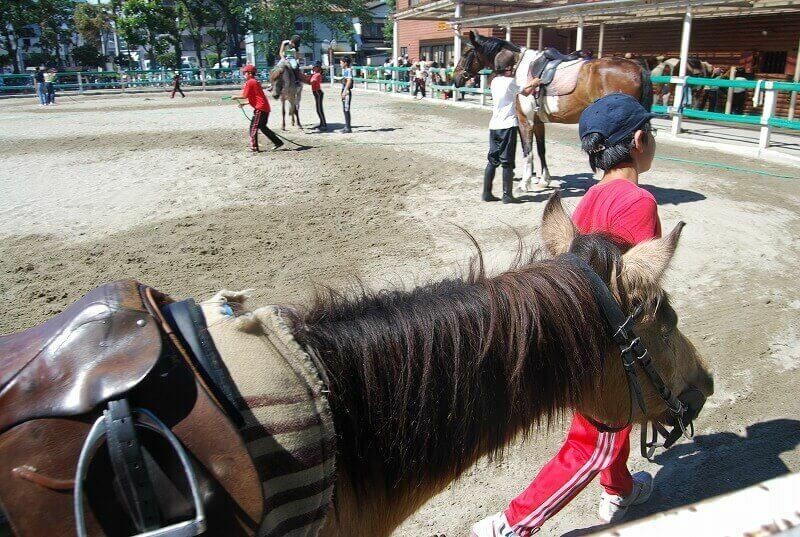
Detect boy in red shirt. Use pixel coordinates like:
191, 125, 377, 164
231, 64, 283, 152
303, 61, 327, 131
473, 93, 660, 537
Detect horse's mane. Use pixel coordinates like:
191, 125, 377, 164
476, 35, 520, 59
288, 244, 613, 493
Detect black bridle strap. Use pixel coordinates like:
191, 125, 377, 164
563, 254, 687, 423
563, 254, 647, 423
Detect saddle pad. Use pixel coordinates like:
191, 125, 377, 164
547, 60, 584, 96
200, 291, 336, 537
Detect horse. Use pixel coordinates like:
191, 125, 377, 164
0, 194, 713, 537
453, 32, 653, 192
652, 58, 715, 109
269, 63, 303, 131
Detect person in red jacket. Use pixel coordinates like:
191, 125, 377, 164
472, 93, 660, 537
231, 64, 283, 152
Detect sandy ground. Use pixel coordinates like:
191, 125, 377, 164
1, 87, 800, 536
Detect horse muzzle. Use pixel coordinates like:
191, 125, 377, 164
642, 387, 707, 460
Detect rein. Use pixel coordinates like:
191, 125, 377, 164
563, 253, 703, 459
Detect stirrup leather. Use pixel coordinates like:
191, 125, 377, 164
74, 400, 207, 537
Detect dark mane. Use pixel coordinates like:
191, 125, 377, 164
477, 35, 520, 60
288, 250, 611, 493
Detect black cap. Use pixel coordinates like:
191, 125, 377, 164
579, 93, 654, 145
314, 60, 322, 67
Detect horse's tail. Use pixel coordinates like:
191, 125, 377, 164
639, 67, 653, 112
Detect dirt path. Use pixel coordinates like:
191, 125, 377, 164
1, 89, 799, 536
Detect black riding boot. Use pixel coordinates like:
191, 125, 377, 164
343, 111, 352, 133
482, 164, 500, 202
502, 167, 518, 204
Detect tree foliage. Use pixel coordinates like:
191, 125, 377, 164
32, 0, 77, 68
72, 42, 105, 67
74, 3, 111, 49
0, 0, 36, 72
250, 0, 370, 64
383, 0, 395, 43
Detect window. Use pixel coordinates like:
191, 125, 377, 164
400, 46, 408, 57
420, 43, 454, 65
410, 0, 420, 6
759, 51, 787, 74
294, 21, 314, 34
363, 23, 385, 39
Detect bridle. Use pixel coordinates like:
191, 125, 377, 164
564, 253, 706, 460
458, 47, 483, 80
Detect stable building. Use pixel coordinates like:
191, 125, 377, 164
393, 0, 800, 115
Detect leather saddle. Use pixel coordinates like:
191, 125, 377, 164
530, 47, 585, 87
0, 280, 264, 536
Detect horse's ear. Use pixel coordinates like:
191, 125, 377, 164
620, 222, 685, 305
540, 192, 576, 256
469, 31, 479, 46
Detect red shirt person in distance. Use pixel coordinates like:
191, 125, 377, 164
302, 61, 327, 131
231, 65, 283, 152
472, 93, 662, 537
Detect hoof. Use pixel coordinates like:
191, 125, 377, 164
518, 181, 534, 193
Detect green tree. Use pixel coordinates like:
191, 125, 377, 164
206, 27, 228, 66
175, 0, 215, 67
117, 0, 175, 68
74, 3, 111, 51
383, 0, 394, 43
33, 0, 77, 68
210, 0, 248, 62
72, 42, 104, 67
250, 0, 370, 65
0, 0, 36, 73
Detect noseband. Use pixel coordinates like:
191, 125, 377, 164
564, 253, 705, 460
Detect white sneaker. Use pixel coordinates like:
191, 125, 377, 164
471, 512, 519, 537
598, 471, 653, 523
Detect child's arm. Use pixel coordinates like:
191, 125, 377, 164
279, 40, 288, 59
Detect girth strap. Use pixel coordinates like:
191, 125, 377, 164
105, 398, 162, 532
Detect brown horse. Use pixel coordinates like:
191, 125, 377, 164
454, 32, 653, 192
0, 195, 712, 537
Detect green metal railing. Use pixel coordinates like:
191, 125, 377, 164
0, 67, 249, 93
650, 75, 800, 133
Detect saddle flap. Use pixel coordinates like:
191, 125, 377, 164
0, 375, 263, 536
546, 60, 585, 96
0, 280, 162, 433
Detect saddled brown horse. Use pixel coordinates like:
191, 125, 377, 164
0, 194, 712, 537
454, 32, 653, 192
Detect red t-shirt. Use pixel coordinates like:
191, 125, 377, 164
572, 178, 661, 246
309, 72, 322, 91
242, 78, 270, 112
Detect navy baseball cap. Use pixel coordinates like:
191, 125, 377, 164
579, 93, 654, 145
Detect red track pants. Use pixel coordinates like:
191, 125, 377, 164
505, 413, 633, 536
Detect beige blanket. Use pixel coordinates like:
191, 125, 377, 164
201, 291, 336, 537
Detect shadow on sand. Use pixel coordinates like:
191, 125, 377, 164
514, 173, 706, 206
562, 419, 800, 536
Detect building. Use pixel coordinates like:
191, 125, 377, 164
245, 2, 391, 67
394, 0, 800, 114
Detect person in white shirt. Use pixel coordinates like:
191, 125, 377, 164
484, 68, 522, 203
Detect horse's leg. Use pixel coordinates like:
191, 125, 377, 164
533, 118, 552, 186
515, 96, 536, 192
294, 94, 303, 131
282, 99, 287, 131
